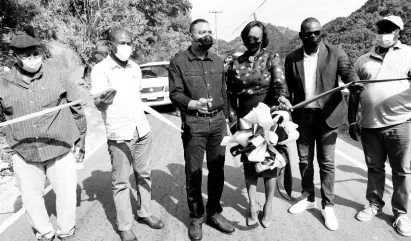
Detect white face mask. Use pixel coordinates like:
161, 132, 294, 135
375, 32, 398, 48
114, 45, 132, 61
19, 56, 43, 73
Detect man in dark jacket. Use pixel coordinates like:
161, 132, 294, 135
168, 19, 234, 241
284, 17, 359, 231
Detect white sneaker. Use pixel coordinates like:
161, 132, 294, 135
288, 198, 317, 214
321, 206, 339, 231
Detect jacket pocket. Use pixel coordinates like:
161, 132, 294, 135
211, 68, 223, 88
184, 70, 204, 90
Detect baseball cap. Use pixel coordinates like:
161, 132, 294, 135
10, 35, 42, 49
376, 15, 404, 30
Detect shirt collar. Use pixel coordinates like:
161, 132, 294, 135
106, 55, 133, 69
3, 64, 43, 88
242, 48, 267, 62
370, 40, 404, 59
303, 47, 320, 58
187, 46, 218, 61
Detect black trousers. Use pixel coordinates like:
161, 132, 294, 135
182, 112, 226, 222
296, 109, 338, 208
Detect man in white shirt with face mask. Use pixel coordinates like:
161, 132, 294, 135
91, 28, 164, 241
349, 15, 411, 237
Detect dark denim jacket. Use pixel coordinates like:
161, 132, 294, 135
168, 47, 229, 118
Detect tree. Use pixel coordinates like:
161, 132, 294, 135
0, 0, 193, 71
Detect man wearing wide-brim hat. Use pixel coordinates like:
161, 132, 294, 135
0, 34, 87, 240
349, 15, 411, 237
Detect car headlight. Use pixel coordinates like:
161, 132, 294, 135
163, 85, 169, 92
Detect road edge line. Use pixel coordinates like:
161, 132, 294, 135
335, 149, 394, 188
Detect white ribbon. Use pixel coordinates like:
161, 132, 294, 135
0, 90, 183, 133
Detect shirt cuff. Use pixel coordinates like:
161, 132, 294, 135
188, 100, 198, 110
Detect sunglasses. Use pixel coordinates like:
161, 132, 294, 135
303, 31, 321, 38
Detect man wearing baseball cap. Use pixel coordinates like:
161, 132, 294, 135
348, 15, 411, 236
0, 34, 87, 240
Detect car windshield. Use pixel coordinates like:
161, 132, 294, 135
141, 65, 169, 79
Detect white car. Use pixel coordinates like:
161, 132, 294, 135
140, 61, 172, 107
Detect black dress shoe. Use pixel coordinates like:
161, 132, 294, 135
137, 216, 165, 229
206, 213, 235, 234
39, 235, 55, 241
119, 230, 138, 241
188, 222, 202, 241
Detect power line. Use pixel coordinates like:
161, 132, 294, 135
229, 0, 268, 38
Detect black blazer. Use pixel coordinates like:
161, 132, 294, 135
285, 42, 359, 128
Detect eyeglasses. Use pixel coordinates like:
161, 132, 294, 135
16, 51, 41, 60
303, 31, 321, 38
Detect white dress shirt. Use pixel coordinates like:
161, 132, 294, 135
90, 55, 150, 140
303, 48, 321, 108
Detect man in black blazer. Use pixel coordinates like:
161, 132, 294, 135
284, 17, 359, 231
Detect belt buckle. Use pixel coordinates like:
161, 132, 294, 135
196, 112, 209, 118
212, 110, 218, 117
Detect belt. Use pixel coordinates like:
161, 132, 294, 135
187, 109, 221, 118
301, 108, 321, 113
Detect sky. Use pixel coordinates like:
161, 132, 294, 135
190, 0, 368, 41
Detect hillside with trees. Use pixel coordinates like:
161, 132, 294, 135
286, 0, 411, 63
0, 0, 193, 72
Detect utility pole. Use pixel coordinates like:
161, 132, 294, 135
253, 12, 258, 21
209, 10, 223, 55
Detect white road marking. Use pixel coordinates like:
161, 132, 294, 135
0, 138, 406, 234
0, 140, 105, 234
170, 196, 178, 204
224, 181, 238, 191
335, 149, 394, 188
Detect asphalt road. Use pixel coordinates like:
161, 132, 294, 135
0, 105, 409, 241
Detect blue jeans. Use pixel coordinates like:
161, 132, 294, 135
296, 109, 338, 208
361, 121, 411, 216
182, 111, 226, 222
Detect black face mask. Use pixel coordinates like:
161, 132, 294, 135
245, 41, 262, 54
196, 35, 213, 51
302, 35, 321, 49
244, 35, 263, 54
